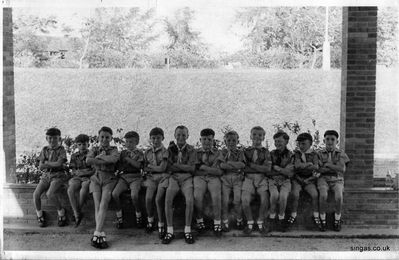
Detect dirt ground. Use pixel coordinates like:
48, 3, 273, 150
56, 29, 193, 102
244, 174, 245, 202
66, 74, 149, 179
3, 231, 399, 252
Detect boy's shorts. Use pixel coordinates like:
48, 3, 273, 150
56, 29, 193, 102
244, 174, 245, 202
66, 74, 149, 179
68, 176, 91, 187
39, 171, 66, 190
116, 173, 142, 192
168, 173, 193, 192
242, 173, 268, 194
317, 175, 344, 193
144, 173, 170, 190
194, 175, 221, 191
291, 179, 317, 195
89, 171, 118, 193
221, 172, 244, 189
268, 177, 291, 194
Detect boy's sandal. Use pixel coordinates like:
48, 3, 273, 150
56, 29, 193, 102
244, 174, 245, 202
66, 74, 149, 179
333, 219, 342, 232
213, 224, 222, 236
74, 213, 84, 228
161, 233, 175, 244
58, 215, 67, 227
312, 216, 322, 230
236, 220, 244, 230
91, 235, 100, 248
37, 212, 46, 228
115, 217, 123, 229
184, 232, 195, 244
146, 221, 154, 233
158, 227, 166, 239
320, 219, 327, 232
196, 221, 206, 232
222, 223, 230, 232
243, 225, 253, 235
136, 216, 144, 228
287, 216, 296, 225
98, 236, 109, 249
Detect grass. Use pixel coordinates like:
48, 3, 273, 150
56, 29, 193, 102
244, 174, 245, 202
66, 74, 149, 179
14, 68, 398, 176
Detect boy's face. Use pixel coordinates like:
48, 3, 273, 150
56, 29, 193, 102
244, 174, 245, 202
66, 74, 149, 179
225, 134, 238, 150
250, 130, 265, 147
175, 128, 189, 146
298, 140, 311, 152
46, 135, 60, 148
125, 137, 138, 150
274, 136, 288, 151
150, 135, 164, 148
324, 135, 338, 150
99, 131, 112, 147
200, 135, 214, 150
77, 142, 89, 152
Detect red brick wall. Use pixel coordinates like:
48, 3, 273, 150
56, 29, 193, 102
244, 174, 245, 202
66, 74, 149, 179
341, 7, 377, 188
3, 8, 16, 183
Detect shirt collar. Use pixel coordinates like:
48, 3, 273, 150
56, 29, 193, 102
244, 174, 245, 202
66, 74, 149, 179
47, 145, 61, 151
200, 147, 216, 154
152, 145, 164, 153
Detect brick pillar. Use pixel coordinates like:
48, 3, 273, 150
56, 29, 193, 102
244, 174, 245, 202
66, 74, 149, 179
340, 7, 377, 188
3, 8, 16, 183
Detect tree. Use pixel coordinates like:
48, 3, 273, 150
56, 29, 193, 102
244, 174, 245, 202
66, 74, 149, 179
164, 7, 212, 68
13, 13, 58, 67
81, 7, 159, 68
377, 7, 398, 67
234, 7, 342, 69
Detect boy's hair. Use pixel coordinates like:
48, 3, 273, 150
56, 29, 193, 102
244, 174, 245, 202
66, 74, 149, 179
324, 130, 339, 138
149, 127, 164, 137
250, 126, 265, 135
200, 128, 215, 137
296, 132, 313, 143
124, 131, 139, 141
175, 125, 189, 134
98, 126, 113, 135
273, 130, 289, 141
46, 127, 61, 137
75, 134, 90, 143
224, 130, 239, 140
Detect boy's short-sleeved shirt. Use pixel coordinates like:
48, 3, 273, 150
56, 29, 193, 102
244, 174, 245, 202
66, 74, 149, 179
318, 148, 350, 176
38, 145, 67, 173
87, 145, 119, 173
144, 145, 169, 167
270, 148, 294, 179
168, 143, 197, 167
118, 149, 144, 173
195, 148, 222, 175
293, 149, 319, 178
218, 148, 246, 173
70, 150, 94, 177
244, 146, 271, 173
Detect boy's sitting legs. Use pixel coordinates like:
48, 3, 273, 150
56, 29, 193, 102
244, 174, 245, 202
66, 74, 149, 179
317, 177, 329, 231
277, 179, 291, 232
331, 178, 344, 231
45, 176, 67, 227
207, 178, 222, 235
33, 178, 51, 227
267, 179, 279, 231
193, 176, 207, 232
129, 179, 144, 228
163, 178, 180, 244
111, 179, 129, 229
144, 180, 157, 233
67, 178, 83, 226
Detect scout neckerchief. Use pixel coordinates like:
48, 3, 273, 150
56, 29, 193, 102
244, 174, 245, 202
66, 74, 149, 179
201, 148, 212, 166
275, 148, 289, 166
151, 145, 164, 165
300, 148, 313, 163
177, 143, 187, 164
252, 146, 262, 163
326, 148, 334, 163
48, 145, 60, 162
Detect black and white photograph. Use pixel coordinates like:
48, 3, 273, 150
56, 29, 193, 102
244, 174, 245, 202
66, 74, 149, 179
1, 0, 398, 259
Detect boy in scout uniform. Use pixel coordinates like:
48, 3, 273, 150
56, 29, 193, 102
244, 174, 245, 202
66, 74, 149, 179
317, 130, 350, 232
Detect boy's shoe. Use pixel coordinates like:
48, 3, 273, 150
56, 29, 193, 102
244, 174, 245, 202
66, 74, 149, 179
286, 216, 296, 231
278, 219, 287, 232
115, 217, 123, 229
161, 233, 175, 244
333, 218, 342, 232
37, 211, 46, 228
243, 224, 253, 235
222, 222, 230, 232
158, 226, 166, 239
98, 235, 109, 249
184, 232, 195, 244
320, 219, 327, 232
136, 215, 144, 228
196, 221, 206, 233
213, 224, 222, 237
74, 213, 83, 228
312, 216, 322, 231
57, 209, 67, 227
146, 221, 154, 233
91, 235, 100, 249
259, 223, 271, 235
236, 220, 244, 230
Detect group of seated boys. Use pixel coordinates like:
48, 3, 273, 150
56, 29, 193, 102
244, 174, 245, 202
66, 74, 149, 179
33, 125, 349, 249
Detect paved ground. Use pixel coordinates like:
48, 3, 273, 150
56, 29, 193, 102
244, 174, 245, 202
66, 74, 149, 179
3, 227, 399, 252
